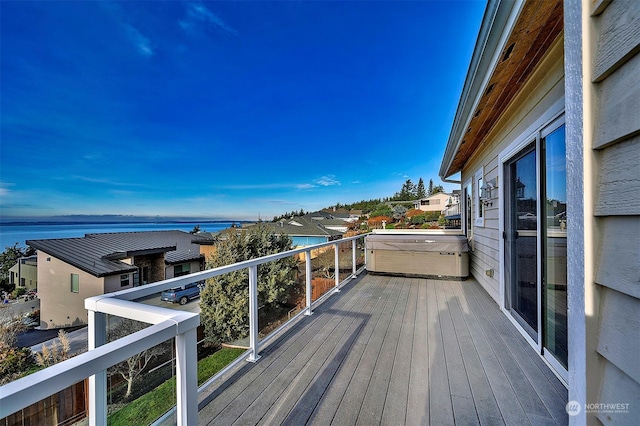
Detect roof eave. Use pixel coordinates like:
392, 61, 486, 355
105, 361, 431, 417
439, 0, 523, 179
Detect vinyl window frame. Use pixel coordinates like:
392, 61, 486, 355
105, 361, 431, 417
463, 178, 473, 240
475, 166, 485, 227
70, 273, 79, 293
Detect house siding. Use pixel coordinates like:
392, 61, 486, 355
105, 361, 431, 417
37, 251, 105, 329
164, 260, 201, 280
590, 0, 640, 423
461, 38, 565, 304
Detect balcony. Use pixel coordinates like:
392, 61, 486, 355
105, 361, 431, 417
0, 234, 567, 425
443, 202, 461, 218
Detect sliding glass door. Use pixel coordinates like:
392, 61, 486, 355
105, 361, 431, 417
504, 144, 538, 340
503, 117, 567, 377
542, 123, 568, 370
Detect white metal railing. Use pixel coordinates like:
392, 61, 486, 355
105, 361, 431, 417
443, 203, 461, 217
0, 234, 366, 425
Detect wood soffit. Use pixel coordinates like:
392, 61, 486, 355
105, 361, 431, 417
447, 0, 564, 176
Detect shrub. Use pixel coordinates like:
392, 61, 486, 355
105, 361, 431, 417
0, 347, 36, 385
12, 287, 26, 298
410, 215, 426, 225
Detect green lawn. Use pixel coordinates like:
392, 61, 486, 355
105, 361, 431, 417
108, 347, 245, 426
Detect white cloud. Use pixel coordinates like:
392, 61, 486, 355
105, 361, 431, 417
315, 175, 341, 186
296, 184, 316, 190
0, 182, 14, 197
125, 24, 154, 56
181, 3, 237, 36
68, 175, 150, 188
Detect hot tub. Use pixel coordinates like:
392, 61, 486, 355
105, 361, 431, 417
365, 231, 469, 279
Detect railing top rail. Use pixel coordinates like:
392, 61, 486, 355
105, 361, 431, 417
0, 320, 177, 418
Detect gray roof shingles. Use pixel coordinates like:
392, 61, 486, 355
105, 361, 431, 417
262, 216, 344, 238
27, 230, 212, 277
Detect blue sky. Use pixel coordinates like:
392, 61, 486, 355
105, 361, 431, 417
1, 1, 486, 221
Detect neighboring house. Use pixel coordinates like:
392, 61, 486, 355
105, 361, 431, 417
320, 208, 351, 220
439, 0, 639, 423
348, 210, 363, 221
413, 192, 451, 214
262, 216, 343, 247
8, 255, 38, 291
27, 231, 213, 329
443, 190, 462, 228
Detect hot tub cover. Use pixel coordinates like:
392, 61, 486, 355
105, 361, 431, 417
366, 234, 469, 253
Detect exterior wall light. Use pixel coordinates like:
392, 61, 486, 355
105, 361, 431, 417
480, 178, 498, 206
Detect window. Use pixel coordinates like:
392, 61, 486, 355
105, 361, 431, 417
174, 264, 190, 277
463, 180, 473, 239
432, 199, 440, 205
475, 167, 485, 226
70, 274, 79, 293
120, 274, 130, 287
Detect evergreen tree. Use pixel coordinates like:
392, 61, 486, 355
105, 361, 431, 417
432, 184, 445, 194
392, 179, 416, 201
200, 224, 298, 346
417, 178, 426, 199
428, 179, 434, 196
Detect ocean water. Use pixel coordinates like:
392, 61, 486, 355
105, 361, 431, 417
0, 221, 235, 249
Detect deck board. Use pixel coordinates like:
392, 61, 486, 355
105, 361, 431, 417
380, 278, 417, 425
435, 280, 480, 426
195, 273, 568, 426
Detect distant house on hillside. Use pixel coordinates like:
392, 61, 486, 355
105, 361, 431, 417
413, 192, 451, 214
27, 230, 213, 329
349, 210, 363, 221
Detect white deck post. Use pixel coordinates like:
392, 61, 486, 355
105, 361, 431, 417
305, 250, 313, 315
175, 328, 198, 426
88, 310, 107, 426
247, 265, 261, 362
334, 242, 340, 292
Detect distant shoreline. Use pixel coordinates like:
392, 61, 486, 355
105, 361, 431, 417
0, 220, 248, 249
0, 220, 249, 226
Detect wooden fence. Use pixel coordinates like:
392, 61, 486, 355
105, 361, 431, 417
2, 380, 87, 426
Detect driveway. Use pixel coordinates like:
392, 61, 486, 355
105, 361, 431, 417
26, 294, 201, 356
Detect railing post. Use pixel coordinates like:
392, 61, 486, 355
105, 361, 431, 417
247, 265, 261, 362
88, 310, 107, 426
352, 238, 357, 278
334, 242, 340, 292
305, 249, 313, 315
175, 328, 198, 426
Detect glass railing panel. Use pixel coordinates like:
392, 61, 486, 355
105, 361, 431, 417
257, 254, 305, 341
309, 244, 337, 301
104, 315, 175, 425
198, 272, 250, 352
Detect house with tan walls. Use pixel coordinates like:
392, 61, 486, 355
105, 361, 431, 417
27, 230, 213, 329
412, 192, 452, 214
439, 0, 639, 423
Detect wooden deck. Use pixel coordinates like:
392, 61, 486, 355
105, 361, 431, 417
197, 273, 568, 425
